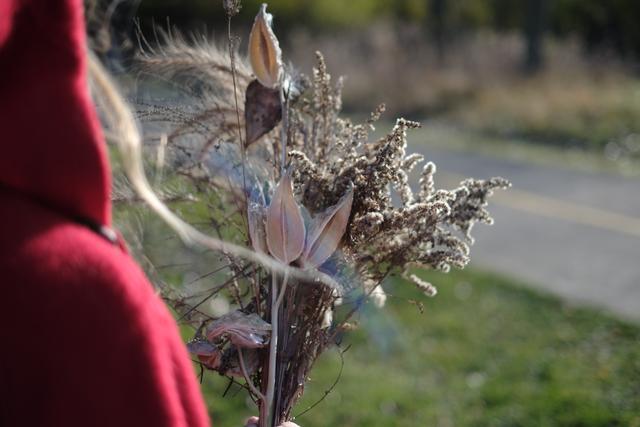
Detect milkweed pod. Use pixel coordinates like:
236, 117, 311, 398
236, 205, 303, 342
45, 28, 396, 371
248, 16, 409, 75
244, 79, 282, 147
187, 340, 218, 356
187, 340, 222, 369
226, 348, 260, 377
265, 170, 306, 264
302, 189, 353, 268
206, 311, 272, 348
249, 3, 283, 88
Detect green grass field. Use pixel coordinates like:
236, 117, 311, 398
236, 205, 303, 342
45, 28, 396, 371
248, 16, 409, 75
194, 268, 640, 427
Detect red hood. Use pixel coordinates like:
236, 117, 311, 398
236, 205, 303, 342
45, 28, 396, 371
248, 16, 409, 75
0, 0, 111, 226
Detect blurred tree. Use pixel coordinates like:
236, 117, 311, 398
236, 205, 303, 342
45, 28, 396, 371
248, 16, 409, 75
133, 0, 640, 62
430, 0, 448, 64
490, 0, 521, 30
393, 0, 428, 22
523, 0, 548, 73
550, 0, 640, 60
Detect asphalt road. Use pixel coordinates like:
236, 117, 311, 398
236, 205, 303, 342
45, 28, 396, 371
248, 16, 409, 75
411, 141, 640, 322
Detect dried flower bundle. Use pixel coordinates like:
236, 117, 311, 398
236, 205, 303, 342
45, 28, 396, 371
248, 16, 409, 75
114, 3, 510, 426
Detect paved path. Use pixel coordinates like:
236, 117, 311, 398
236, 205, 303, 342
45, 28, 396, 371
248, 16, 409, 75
409, 140, 640, 322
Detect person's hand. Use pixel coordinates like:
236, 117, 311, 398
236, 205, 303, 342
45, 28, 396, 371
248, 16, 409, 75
244, 416, 300, 427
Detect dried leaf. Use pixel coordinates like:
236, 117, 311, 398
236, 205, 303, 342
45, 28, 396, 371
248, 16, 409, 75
225, 348, 260, 378
187, 340, 218, 356
266, 171, 306, 264
206, 311, 272, 349
187, 340, 222, 369
302, 189, 353, 268
245, 79, 282, 147
248, 3, 282, 89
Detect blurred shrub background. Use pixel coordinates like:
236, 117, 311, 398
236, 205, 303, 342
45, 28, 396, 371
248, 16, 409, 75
113, 0, 640, 158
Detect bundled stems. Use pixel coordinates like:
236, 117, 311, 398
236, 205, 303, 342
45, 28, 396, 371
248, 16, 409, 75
119, 3, 509, 425
263, 271, 289, 427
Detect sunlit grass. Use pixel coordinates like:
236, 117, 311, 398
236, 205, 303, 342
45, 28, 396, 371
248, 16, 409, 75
455, 74, 640, 153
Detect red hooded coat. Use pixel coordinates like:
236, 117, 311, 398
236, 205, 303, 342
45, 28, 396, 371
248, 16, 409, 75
0, 1, 211, 426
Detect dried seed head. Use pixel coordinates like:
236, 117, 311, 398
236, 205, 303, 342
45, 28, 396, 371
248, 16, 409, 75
223, 0, 241, 16
266, 170, 306, 264
370, 284, 387, 308
409, 274, 438, 297
248, 3, 283, 88
320, 308, 333, 329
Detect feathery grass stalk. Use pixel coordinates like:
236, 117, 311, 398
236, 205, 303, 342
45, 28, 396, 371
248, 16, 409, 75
86, 53, 342, 292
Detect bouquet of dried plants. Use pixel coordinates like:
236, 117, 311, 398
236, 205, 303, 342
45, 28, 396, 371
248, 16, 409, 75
102, 2, 509, 426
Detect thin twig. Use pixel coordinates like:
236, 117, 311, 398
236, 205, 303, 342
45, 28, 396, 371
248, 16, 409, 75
293, 344, 351, 418
238, 347, 265, 401
177, 267, 252, 321
184, 263, 231, 286
226, 15, 249, 237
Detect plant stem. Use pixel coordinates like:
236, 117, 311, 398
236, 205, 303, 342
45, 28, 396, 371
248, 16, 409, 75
227, 15, 249, 233
264, 271, 289, 427
238, 348, 265, 401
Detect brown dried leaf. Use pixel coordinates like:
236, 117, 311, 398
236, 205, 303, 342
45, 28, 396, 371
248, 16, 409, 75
187, 340, 218, 356
187, 340, 222, 369
245, 79, 282, 147
266, 171, 306, 264
206, 311, 271, 349
248, 3, 282, 88
225, 348, 260, 378
302, 189, 353, 268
